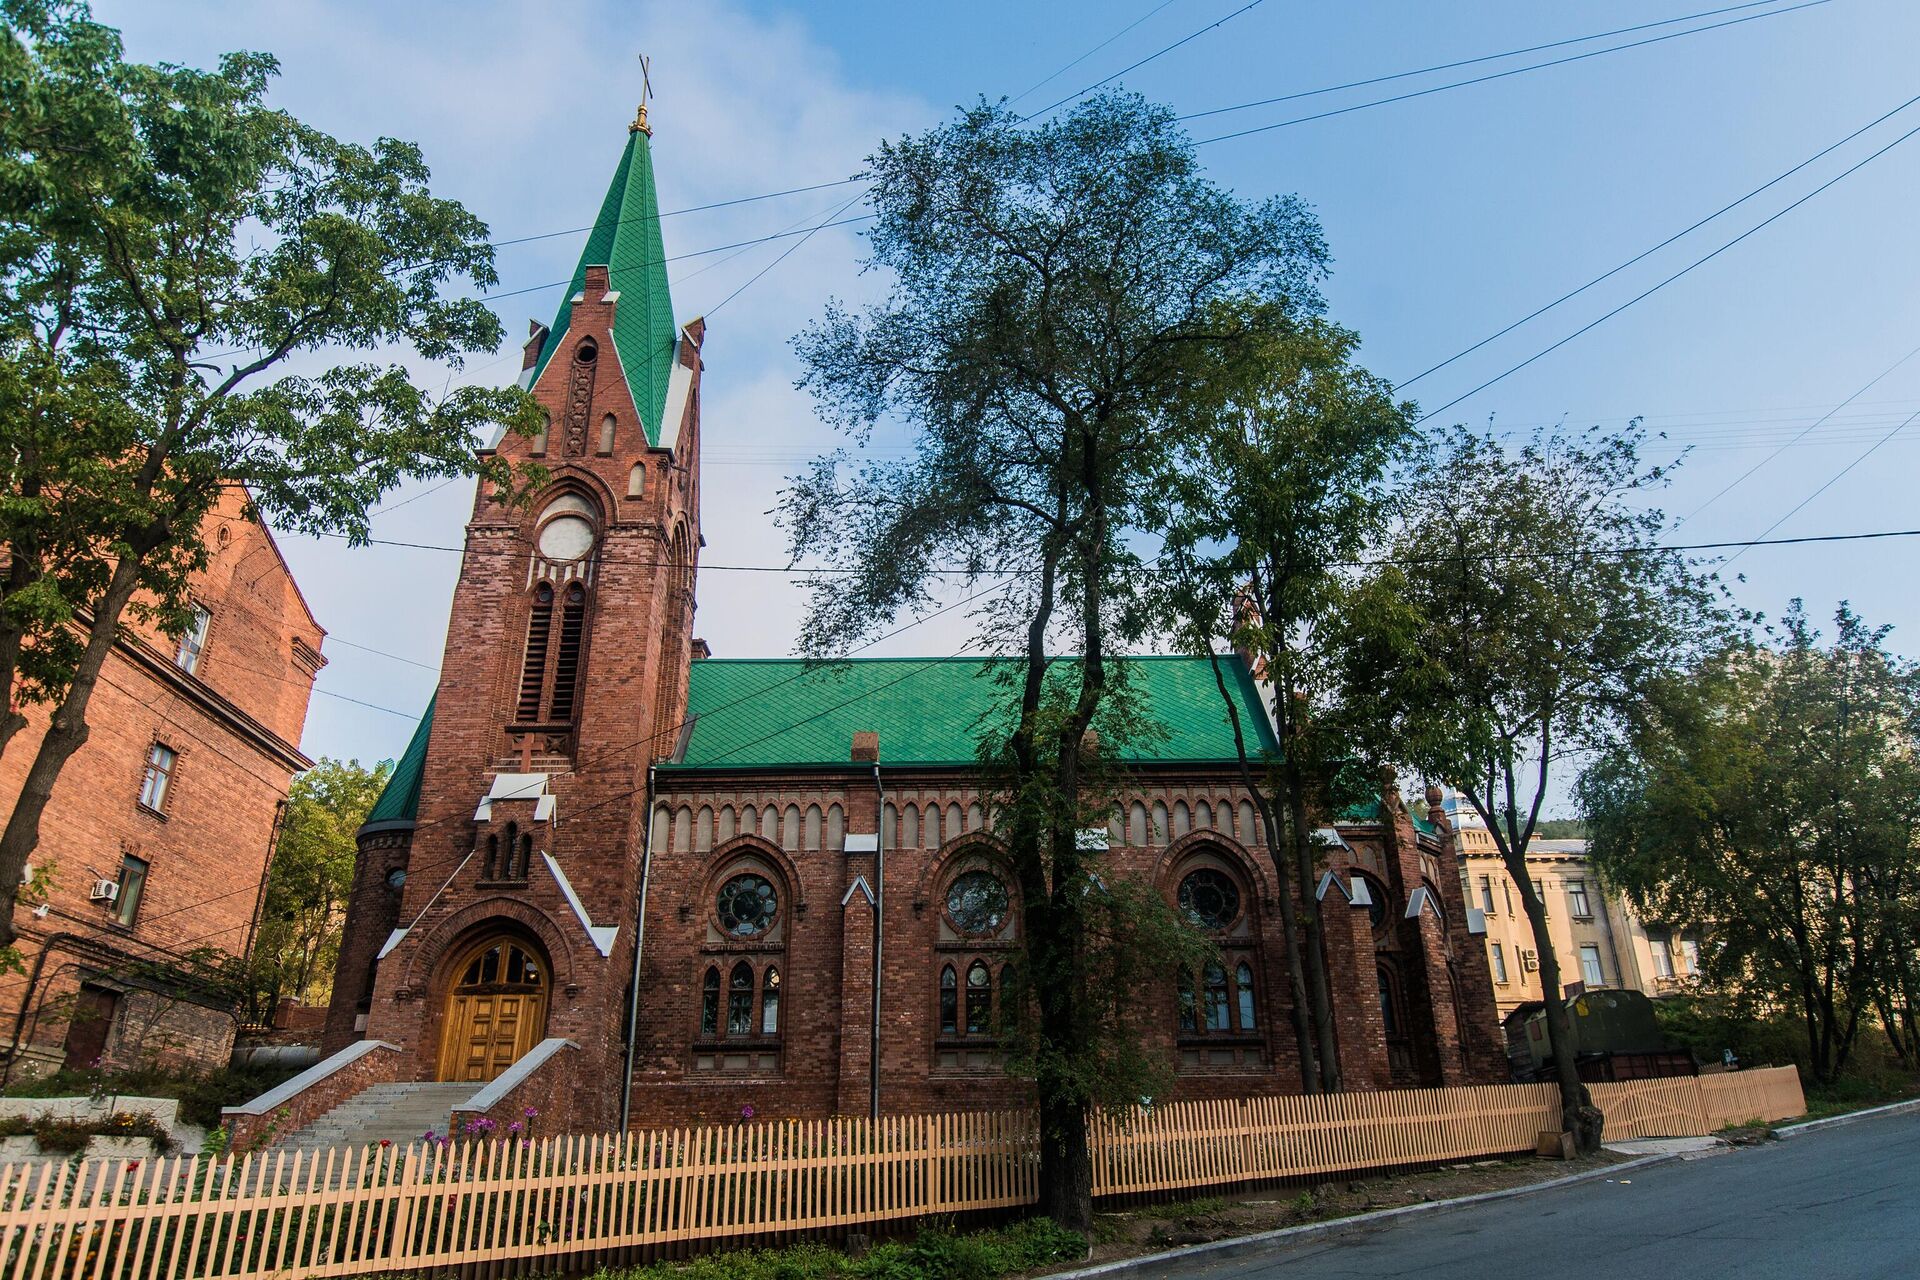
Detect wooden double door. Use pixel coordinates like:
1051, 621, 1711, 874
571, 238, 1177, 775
436, 935, 548, 1083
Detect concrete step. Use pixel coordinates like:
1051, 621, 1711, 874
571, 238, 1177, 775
274, 1081, 477, 1152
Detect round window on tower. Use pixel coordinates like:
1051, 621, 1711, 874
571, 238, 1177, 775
575, 338, 597, 365
537, 515, 595, 562
1177, 867, 1241, 932
715, 873, 779, 938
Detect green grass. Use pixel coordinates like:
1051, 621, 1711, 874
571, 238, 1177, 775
585, 1219, 1086, 1280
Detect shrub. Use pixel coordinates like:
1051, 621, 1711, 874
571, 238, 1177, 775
587, 1218, 1085, 1280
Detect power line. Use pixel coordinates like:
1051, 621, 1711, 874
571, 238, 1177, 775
1183, 1, 1800, 127
1023, 0, 1271, 120
1005, 0, 1183, 106
1396, 89, 1920, 391
1676, 343, 1920, 525
1412, 118, 1920, 426
707, 188, 871, 316
1190, 0, 1829, 147
1718, 410, 1920, 570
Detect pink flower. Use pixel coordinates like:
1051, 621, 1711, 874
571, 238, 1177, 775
508, 1121, 523, 1135
524, 1107, 538, 1119
740, 1104, 755, 1121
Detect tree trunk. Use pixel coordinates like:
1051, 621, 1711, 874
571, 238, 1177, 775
0, 554, 145, 949
1511, 868, 1600, 1151
1036, 1086, 1094, 1233
1203, 650, 1320, 1092
1286, 780, 1341, 1091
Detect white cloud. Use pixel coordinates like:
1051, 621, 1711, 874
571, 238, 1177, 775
91, 0, 933, 764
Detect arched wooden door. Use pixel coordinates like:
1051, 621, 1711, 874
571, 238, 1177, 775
436, 935, 548, 1083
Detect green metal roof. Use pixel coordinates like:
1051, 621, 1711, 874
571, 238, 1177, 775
530, 126, 678, 444
666, 656, 1278, 771
364, 695, 434, 824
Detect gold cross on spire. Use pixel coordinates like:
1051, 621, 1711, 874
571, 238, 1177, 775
631, 54, 654, 136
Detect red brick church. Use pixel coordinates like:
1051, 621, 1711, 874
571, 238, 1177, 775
304, 104, 1504, 1140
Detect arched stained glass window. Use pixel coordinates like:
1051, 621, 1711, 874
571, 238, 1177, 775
701, 967, 720, 1036
761, 967, 781, 1035
1203, 962, 1230, 1031
727, 962, 753, 1035
965, 962, 991, 1034
1236, 962, 1256, 1030
940, 965, 958, 1035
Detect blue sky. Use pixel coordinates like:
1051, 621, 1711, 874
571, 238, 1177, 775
95, 2, 1919, 804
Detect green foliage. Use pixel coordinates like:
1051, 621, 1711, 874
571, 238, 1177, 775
1581, 601, 1920, 1082
0, 1109, 175, 1154
0, 0, 543, 938
4, 1059, 299, 1129
242, 757, 391, 1020
1157, 311, 1416, 1091
782, 91, 1330, 1225
1359, 421, 1726, 1139
588, 1219, 1085, 1280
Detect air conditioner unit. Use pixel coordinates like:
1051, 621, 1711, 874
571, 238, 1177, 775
1520, 949, 1540, 972
89, 879, 119, 903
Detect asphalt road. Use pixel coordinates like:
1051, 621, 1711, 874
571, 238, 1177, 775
1131, 1109, 1919, 1280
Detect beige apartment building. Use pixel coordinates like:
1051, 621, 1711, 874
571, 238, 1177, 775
1450, 814, 1703, 1017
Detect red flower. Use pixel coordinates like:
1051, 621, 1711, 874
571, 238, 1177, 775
380, 1139, 392, 1148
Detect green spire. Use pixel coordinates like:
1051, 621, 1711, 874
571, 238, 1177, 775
530, 124, 679, 444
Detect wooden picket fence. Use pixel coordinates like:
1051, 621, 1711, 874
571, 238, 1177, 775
0, 1069, 1804, 1280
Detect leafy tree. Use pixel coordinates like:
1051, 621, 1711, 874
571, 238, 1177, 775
1160, 314, 1414, 1091
0, 0, 541, 945
243, 758, 391, 1023
781, 93, 1328, 1228
1580, 601, 1920, 1082
1360, 423, 1724, 1149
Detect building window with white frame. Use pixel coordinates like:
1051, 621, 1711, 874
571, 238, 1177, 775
1579, 943, 1604, 988
174, 605, 211, 674
1651, 935, 1675, 979
1567, 879, 1592, 918
138, 743, 176, 813
1680, 938, 1701, 976
1490, 941, 1509, 983
1478, 875, 1495, 915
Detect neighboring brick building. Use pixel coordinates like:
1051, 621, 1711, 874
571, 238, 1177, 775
321, 107, 1505, 1135
0, 488, 324, 1079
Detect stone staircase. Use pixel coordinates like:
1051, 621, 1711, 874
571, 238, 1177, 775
274, 1082, 475, 1152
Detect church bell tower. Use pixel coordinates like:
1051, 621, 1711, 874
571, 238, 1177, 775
326, 99, 704, 1130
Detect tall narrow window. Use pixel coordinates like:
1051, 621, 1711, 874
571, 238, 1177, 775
517, 584, 554, 720
701, 967, 720, 1035
174, 605, 211, 674
1203, 963, 1230, 1031
1652, 937, 1675, 979
1491, 942, 1509, 983
939, 965, 958, 1035
1567, 880, 1592, 918
518, 831, 533, 880
1680, 938, 1701, 975
726, 962, 753, 1035
1579, 944, 1604, 988
1377, 969, 1399, 1036
1478, 875, 1495, 915
964, 961, 991, 1034
485, 833, 500, 879
761, 967, 781, 1034
138, 743, 176, 813
1176, 969, 1197, 1032
598, 414, 616, 455
1235, 962, 1256, 1030
115, 855, 148, 927
548, 584, 586, 721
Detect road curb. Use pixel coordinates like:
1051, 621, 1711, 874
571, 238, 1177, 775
1048, 1153, 1677, 1280
1774, 1096, 1920, 1139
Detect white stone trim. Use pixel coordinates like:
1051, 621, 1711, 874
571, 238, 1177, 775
449, 1038, 578, 1117
843, 833, 879, 854
543, 852, 617, 957
475, 772, 557, 823
221, 1040, 399, 1117
842, 875, 875, 906
376, 927, 408, 960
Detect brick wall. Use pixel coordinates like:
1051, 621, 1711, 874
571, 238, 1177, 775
0, 492, 319, 1077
